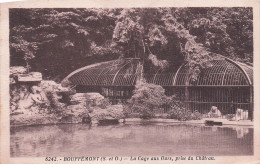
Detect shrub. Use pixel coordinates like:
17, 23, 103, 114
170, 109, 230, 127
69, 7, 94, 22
167, 107, 202, 121
190, 110, 203, 120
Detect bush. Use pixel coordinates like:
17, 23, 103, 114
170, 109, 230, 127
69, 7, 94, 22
190, 110, 203, 120
167, 107, 202, 121
132, 103, 155, 119
127, 79, 170, 119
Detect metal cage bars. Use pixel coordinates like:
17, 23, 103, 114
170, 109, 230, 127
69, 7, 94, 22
67, 58, 252, 87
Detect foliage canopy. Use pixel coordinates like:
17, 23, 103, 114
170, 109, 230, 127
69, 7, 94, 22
10, 7, 253, 81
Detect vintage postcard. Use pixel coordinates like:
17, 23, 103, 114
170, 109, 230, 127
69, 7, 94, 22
1, 0, 260, 163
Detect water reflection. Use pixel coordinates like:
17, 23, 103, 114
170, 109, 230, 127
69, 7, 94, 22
10, 123, 253, 157
233, 127, 250, 139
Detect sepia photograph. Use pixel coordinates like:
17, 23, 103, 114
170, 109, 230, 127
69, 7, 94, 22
1, 1, 260, 163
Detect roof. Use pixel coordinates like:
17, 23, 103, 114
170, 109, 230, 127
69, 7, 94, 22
64, 58, 253, 87
175, 59, 253, 86
65, 59, 139, 86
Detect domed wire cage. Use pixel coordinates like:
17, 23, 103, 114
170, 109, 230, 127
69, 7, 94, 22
64, 57, 253, 120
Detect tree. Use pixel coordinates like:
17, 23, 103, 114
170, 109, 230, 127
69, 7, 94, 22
174, 7, 253, 63
10, 8, 121, 80
112, 8, 212, 81
10, 8, 253, 81
10, 33, 38, 72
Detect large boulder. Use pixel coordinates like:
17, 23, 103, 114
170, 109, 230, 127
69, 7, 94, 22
40, 80, 70, 93
10, 66, 27, 75
70, 93, 89, 104
10, 80, 73, 115
17, 72, 42, 82
39, 80, 74, 111
63, 103, 90, 123
89, 104, 124, 125
70, 92, 105, 106
85, 92, 105, 106
10, 66, 27, 84
10, 84, 49, 113
66, 93, 93, 122
67, 104, 88, 115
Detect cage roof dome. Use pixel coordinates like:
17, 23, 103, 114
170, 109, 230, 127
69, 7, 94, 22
64, 58, 253, 87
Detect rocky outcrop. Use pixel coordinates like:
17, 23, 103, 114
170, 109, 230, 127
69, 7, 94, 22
65, 100, 90, 124
10, 66, 27, 75
40, 80, 70, 93
10, 79, 125, 126
11, 104, 125, 126
85, 92, 105, 106
70, 92, 105, 107
10, 113, 60, 126
10, 78, 75, 125
9, 67, 125, 126
89, 104, 124, 125
66, 93, 124, 125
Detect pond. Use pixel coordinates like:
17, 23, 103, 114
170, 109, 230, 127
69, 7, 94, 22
10, 122, 253, 157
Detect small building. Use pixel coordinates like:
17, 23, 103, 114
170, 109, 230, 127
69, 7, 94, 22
64, 57, 253, 120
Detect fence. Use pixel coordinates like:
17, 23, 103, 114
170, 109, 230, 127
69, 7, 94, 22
108, 98, 251, 120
